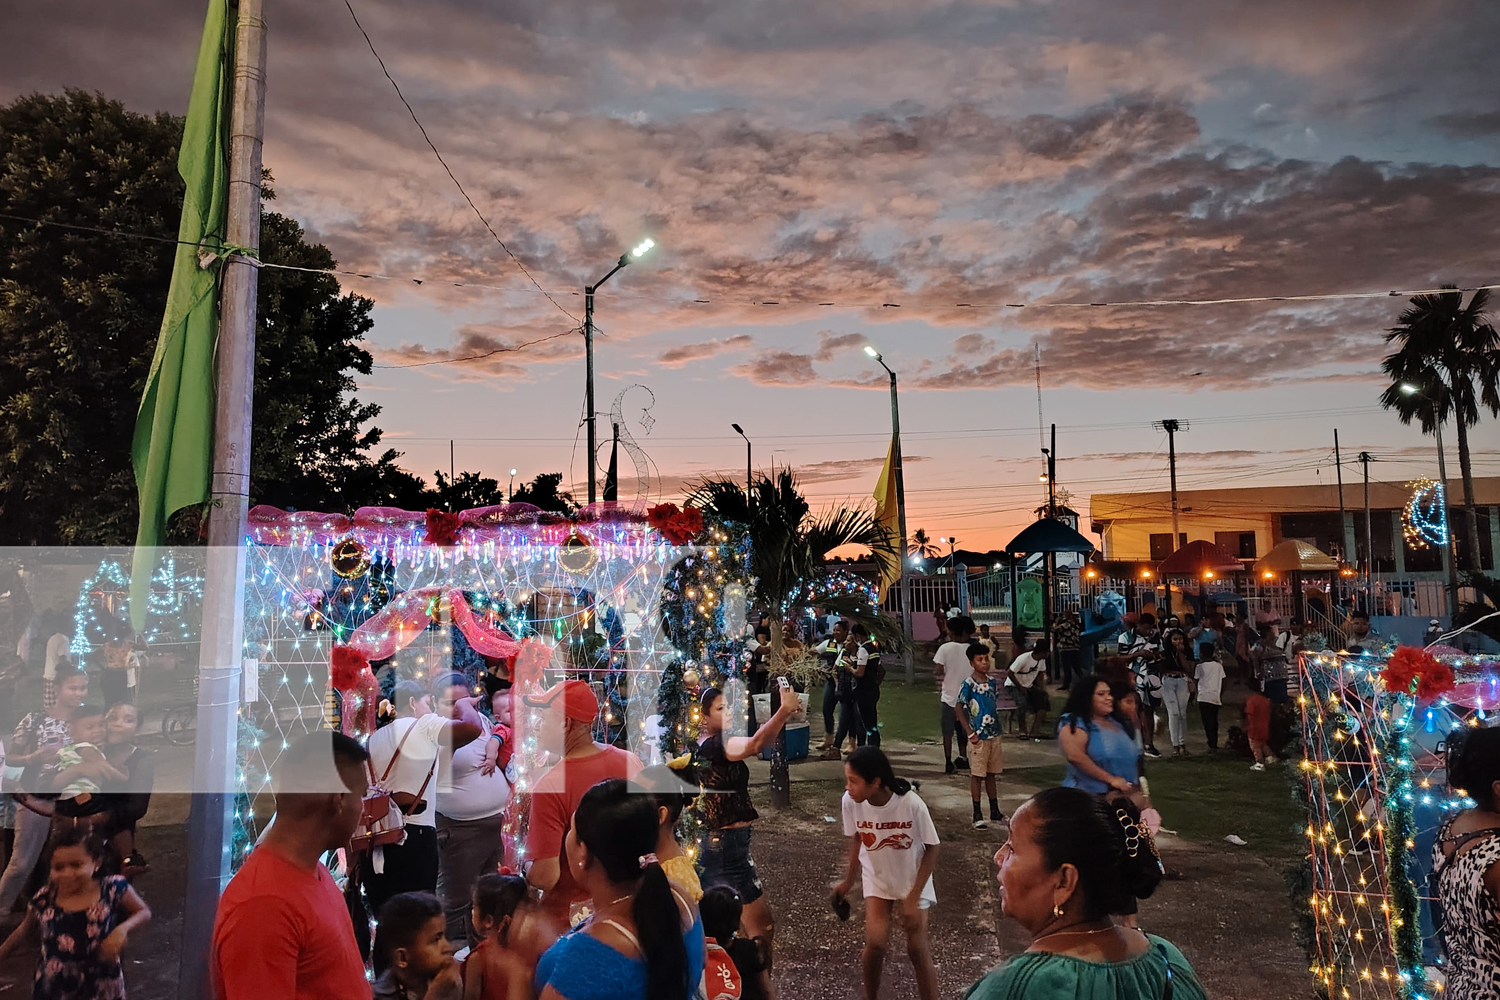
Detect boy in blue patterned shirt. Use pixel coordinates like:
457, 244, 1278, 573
956, 642, 1006, 829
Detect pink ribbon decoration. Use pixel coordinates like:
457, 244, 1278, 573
1444, 678, 1500, 709
344, 587, 521, 662
248, 506, 353, 545
248, 503, 656, 547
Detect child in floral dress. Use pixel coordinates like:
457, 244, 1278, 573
0, 827, 151, 999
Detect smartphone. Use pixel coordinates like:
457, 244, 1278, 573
778, 676, 792, 691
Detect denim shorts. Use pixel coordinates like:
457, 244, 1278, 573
700, 826, 764, 904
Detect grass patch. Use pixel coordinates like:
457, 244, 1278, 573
1143, 755, 1303, 863
808, 678, 945, 744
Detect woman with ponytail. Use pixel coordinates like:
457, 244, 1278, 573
967, 786, 1206, 999
832, 747, 940, 1000
534, 778, 704, 1000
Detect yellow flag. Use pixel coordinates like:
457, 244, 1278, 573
873, 436, 901, 598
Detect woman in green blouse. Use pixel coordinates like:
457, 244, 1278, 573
967, 787, 1207, 1000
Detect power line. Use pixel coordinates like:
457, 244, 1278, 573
340, 0, 579, 324
372, 328, 579, 369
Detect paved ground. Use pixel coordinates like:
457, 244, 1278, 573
0, 738, 1310, 999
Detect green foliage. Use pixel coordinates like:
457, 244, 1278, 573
0, 89, 509, 541
427, 470, 507, 512
509, 472, 577, 514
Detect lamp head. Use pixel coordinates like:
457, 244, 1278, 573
510, 468, 518, 476
731, 423, 744, 435
1400, 383, 1418, 396
863, 345, 880, 359
630, 237, 656, 259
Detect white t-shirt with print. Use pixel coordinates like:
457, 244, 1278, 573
1007, 651, 1046, 690
366, 713, 448, 829
934, 641, 973, 706
1194, 660, 1226, 706
842, 789, 940, 905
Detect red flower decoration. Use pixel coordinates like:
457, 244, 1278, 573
1380, 645, 1429, 694
1416, 660, 1457, 703
330, 645, 372, 693
648, 503, 705, 545
425, 508, 463, 546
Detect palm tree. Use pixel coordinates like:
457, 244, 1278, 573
1380, 287, 1500, 573
687, 468, 898, 807
909, 527, 940, 560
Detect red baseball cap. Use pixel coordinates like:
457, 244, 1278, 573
524, 679, 598, 722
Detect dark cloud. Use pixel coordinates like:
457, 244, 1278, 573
730, 350, 820, 386
1429, 109, 1500, 137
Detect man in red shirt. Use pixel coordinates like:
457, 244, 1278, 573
211, 731, 378, 1000
523, 680, 643, 919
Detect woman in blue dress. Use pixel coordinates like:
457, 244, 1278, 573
1056, 675, 1139, 797
534, 778, 704, 1000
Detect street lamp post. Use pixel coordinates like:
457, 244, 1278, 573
584, 238, 655, 504
864, 345, 915, 685
732, 423, 751, 490
509, 468, 517, 499
1400, 382, 1459, 616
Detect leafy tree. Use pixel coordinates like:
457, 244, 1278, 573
687, 469, 896, 807
0, 90, 429, 541
1379, 287, 1500, 573
428, 470, 506, 511
509, 472, 577, 514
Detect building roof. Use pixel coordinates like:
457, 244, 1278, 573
1005, 518, 1096, 555
1254, 538, 1340, 573
1089, 476, 1500, 521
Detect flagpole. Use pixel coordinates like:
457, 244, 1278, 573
178, 0, 265, 996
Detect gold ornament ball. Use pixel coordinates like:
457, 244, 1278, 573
558, 529, 599, 575
331, 538, 371, 578
683, 668, 701, 687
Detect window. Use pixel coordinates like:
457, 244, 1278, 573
1216, 531, 1257, 559
1149, 532, 1186, 561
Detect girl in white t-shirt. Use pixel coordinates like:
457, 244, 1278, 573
831, 747, 940, 1000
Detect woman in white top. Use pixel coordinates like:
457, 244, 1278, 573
361, 676, 483, 915
433, 672, 511, 943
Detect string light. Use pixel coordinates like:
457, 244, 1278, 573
1401, 479, 1448, 550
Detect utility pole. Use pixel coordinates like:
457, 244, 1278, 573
1042, 423, 1057, 648
864, 347, 916, 685
178, 1, 264, 997
1433, 419, 1459, 617
1153, 419, 1187, 551
1359, 452, 1373, 604
584, 286, 598, 505
1334, 429, 1346, 556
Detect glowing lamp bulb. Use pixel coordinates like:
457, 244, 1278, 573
1141, 570, 1152, 579
631, 237, 656, 258
863, 345, 880, 358
1263, 570, 1274, 579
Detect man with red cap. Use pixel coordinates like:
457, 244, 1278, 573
523, 679, 643, 919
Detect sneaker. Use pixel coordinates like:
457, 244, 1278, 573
973, 818, 989, 830
1266, 756, 1280, 765
990, 807, 1006, 823
955, 756, 970, 770
945, 762, 956, 775
821, 748, 842, 761
1250, 762, 1266, 771
1145, 747, 1163, 759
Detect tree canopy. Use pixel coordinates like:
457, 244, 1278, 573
0, 89, 478, 542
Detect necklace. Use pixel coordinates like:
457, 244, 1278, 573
1030, 922, 1129, 947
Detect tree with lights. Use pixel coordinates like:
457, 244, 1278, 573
687, 469, 899, 807
1378, 287, 1500, 574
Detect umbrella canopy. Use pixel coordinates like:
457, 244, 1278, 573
1254, 539, 1339, 574
1004, 518, 1096, 555
1156, 539, 1242, 576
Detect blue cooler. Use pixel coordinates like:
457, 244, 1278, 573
761, 722, 811, 761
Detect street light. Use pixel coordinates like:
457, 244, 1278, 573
731, 423, 751, 490
584, 238, 657, 504
863, 344, 915, 685
509, 468, 518, 497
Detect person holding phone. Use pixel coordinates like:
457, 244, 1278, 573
697, 680, 798, 994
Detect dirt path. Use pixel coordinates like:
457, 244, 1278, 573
750, 741, 1310, 999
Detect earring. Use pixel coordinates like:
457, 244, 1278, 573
1052, 902, 1064, 918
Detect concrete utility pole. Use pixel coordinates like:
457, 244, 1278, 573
178, 0, 264, 997
1360, 452, 1374, 600
1153, 419, 1187, 550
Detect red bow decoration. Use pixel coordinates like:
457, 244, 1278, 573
425, 508, 463, 546
1380, 644, 1457, 703
330, 645, 372, 693
647, 503, 705, 545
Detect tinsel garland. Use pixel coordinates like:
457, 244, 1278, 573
1379, 713, 1424, 995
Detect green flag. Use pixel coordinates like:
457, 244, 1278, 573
130, 0, 234, 628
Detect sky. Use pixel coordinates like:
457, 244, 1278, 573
5, 0, 1500, 549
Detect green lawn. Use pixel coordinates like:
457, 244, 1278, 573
816, 680, 1303, 864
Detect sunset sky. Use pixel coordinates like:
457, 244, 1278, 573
6, 0, 1500, 548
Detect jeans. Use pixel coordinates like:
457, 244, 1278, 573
822, 677, 838, 734
701, 826, 763, 904
0, 805, 49, 913
1160, 675, 1190, 748
1056, 649, 1081, 689
1199, 703, 1221, 750
858, 679, 881, 746
833, 682, 863, 749
362, 824, 440, 917
436, 811, 506, 943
